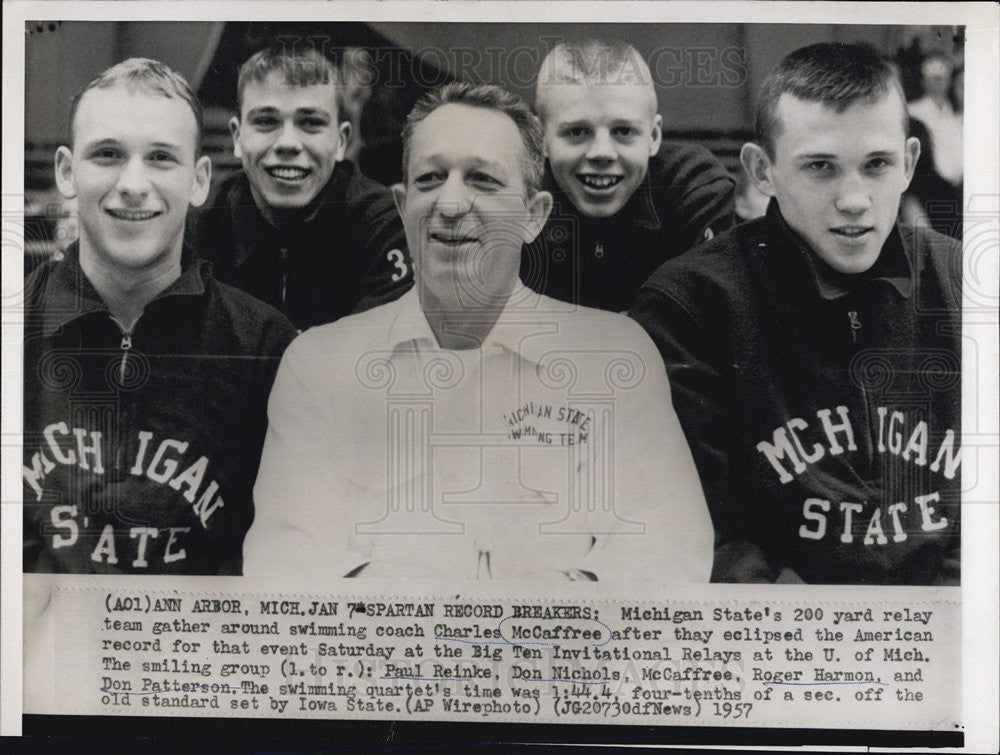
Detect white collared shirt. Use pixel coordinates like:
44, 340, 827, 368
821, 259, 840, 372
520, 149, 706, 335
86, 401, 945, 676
248, 285, 712, 582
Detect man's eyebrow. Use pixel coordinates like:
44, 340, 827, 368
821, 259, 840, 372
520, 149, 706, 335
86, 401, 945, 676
81, 138, 184, 151
294, 107, 331, 117
81, 138, 122, 150
465, 157, 509, 176
794, 152, 838, 160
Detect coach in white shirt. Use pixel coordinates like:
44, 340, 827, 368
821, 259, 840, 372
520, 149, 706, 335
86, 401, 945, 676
246, 82, 712, 582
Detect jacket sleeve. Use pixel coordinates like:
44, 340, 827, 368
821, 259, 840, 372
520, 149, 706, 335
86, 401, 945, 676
350, 193, 414, 315
680, 174, 736, 248
571, 321, 714, 582
630, 284, 776, 583
242, 312, 299, 490
660, 144, 736, 253
244, 336, 371, 579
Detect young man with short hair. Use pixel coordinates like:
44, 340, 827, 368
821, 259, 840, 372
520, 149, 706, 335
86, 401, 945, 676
247, 82, 712, 582
525, 38, 735, 312
23, 58, 297, 574
192, 46, 412, 330
631, 43, 961, 585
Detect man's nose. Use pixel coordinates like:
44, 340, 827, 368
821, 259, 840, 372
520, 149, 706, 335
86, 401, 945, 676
585, 129, 616, 162
115, 156, 152, 200
434, 174, 473, 218
273, 120, 304, 154
834, 173, 873, 215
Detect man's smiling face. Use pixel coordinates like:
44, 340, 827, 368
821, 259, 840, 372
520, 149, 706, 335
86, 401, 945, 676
754, 90, 918, 275
393, 103, 550, 314
231, 71, 349, 217
539, 81, 661, 219
55, 84, 210, 275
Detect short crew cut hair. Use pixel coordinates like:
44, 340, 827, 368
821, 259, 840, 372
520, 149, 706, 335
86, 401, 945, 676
236, 46, 344, 120
69, 57, 203, 152
535, 38, 654, 120
400, 81, 545, 196
755, 42, 906, 158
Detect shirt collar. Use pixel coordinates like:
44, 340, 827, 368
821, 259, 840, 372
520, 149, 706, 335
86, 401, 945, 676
543, 160, 661, 230
765, 200, 914, 301
386, 282, 561, 356
38, 242, 209, 337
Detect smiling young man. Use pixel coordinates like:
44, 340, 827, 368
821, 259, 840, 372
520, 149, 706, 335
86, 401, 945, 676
246, 82, 712, 582
630, 43, 962, 585
524, 39, 735, 312
23, 59, 297, 574
192, 46, 412, 330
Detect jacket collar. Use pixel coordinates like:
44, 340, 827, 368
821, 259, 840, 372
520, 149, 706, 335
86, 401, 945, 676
543, 160, 661, 230
764, 200, 913, 301
39, 242, 209, 337
386, 282, 561, 355
227, 161, 353, 269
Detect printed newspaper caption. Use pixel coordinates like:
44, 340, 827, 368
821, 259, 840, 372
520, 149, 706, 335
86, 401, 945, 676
40, 586, 959, 728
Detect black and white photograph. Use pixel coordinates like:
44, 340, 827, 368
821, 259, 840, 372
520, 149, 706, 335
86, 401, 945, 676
3, 1, 997, 752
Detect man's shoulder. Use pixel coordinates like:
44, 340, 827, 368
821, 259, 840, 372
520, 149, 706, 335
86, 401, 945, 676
641, 217, 761, 299
652, 141, 735, 189
205, 274, 298, 350
898, 224, 963, 300
287, 294, 399, 353
540, 295, 658, 350
23, 254, 62, 310
332, 160, 397, 216
899, 223, 962, 255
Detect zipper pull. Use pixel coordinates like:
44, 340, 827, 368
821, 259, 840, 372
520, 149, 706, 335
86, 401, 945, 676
119, 332, 132, 382
280, 247, 288, 305
847, 310, 862, 344
594, 243, 604, 258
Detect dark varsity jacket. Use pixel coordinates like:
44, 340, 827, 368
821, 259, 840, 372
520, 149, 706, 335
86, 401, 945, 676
23, 244, 298, 574
522, 141, 735, 312
630, 202, 961, 585
191, 159, 413, 331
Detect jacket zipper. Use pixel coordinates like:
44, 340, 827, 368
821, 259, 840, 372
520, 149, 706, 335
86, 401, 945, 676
119, 331, 133, 383
280, 247, 288, 305
111, 317, 138, 478
847, 310, 862, 344
847, 308, 877, 480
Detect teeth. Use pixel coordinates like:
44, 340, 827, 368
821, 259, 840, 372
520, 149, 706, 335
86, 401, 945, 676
106, 209, 159, 221
268, 167, 309, 180
430, 233, 475, 244
834, 228, 869, 237
579, 175, 622, 189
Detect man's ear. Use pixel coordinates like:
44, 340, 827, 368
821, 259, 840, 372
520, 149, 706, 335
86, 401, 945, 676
390, 182, 407, 218
902, 135, 921, 188
54, 146, 77, 199
189, 154, 213, 208
336, 121, 352, 162
228, 116, 242, 159
740, 142, 777, 198
521, 190, 554, 245
649, 113, 663, 156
